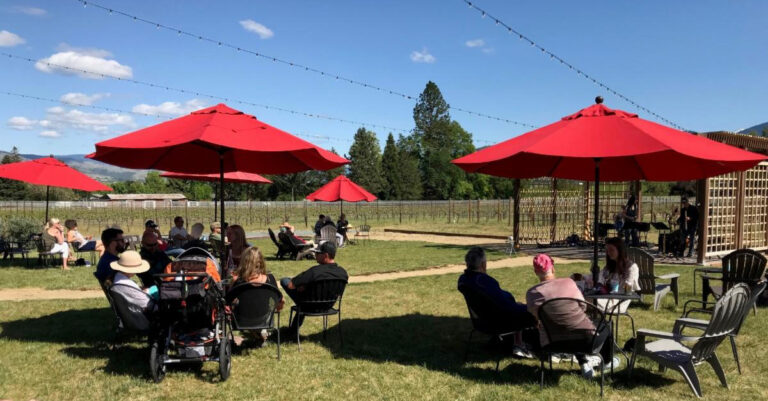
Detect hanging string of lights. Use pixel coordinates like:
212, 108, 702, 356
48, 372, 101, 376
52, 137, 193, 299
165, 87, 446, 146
0, 90, 353, 144
1, 52, 411, 135
74, 0, 536, 129
462, 0, 684, 131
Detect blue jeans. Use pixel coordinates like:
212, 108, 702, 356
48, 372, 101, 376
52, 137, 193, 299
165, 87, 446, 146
165, 248, 184, 258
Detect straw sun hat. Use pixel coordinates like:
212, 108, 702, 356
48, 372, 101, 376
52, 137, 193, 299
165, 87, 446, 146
110, 250, 150, 274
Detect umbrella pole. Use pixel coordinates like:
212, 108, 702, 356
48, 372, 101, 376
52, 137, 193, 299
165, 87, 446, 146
44, 185, 50, 224
592, 159, 601, 283
219, 153, 226, 271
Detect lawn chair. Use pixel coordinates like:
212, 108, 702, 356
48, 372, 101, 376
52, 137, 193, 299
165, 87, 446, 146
680, 281, 767, 374
68, 241, 98, 265
628, 247, 679, 310
458, 283, 535, 371
0, 236, 32, 266
277, 232, 313, 261
537, 298, 611, 397
268, 228, 292, 260
107, 282, 153, 347
288, 279, 347, 351
320, 225, 339, 247
226, 282, 282, 360
505, 235, 517, 256
97, 278, 124, 335
701, 249, 767, 304
629, 283, 751, 398
354, 224, 371, 245
35, 234, 62, 267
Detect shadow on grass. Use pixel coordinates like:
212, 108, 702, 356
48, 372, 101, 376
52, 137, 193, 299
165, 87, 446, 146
304, 313, 582, 386
0, 307, 113, 344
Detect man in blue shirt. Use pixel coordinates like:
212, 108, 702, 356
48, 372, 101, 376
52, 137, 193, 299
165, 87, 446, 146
458, 247, 535, 330
94, 228, 125, 282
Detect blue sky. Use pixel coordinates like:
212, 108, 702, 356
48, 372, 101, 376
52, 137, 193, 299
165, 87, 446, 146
1, 0, 767, 156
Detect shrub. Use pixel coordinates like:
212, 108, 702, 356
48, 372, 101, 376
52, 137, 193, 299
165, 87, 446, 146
3, 216, 41, 242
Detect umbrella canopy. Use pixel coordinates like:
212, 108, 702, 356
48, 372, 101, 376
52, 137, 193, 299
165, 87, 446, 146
88, 103, 348, 266
88, 104, 347, 174
306, 175, 377, 203
160, 170, 272, 184
453, 98, 766, 279
453, 100, 764, 181
0, 156, 112, 222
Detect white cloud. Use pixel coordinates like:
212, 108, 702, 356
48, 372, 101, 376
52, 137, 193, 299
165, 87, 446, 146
39, 130, 60, 138
56, 43, 112, 58
410, 48, 436, 64
132, 99, 208, 116
239, 20, 274, 39
45, 106, 135, 132
465, 39, 485, 48
0, 30, 25, 47
7, 116, 37, 130
35, 48, 133, 79
13, 6, 46, 16
60, 92, 109, 106
481, 47, 495, 54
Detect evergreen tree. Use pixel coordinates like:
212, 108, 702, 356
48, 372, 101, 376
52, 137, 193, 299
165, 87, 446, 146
347, 127, 385, 196
0, 147, 27, 200
380, 133, 399, 199
396, 134, 423, 200
413, 81, 451, 148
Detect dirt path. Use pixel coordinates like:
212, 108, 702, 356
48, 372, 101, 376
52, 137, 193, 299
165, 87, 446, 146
0, 255, 587, 301
369, 231, 506, 245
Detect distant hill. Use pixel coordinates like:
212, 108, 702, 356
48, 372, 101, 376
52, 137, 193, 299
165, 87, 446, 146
0, 150, 148, 182
738, 122, 768, 136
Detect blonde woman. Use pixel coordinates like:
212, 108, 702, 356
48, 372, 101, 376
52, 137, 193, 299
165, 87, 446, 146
43, 218, 70, 270
230, 246, 284, 345
225, 224, 249, 276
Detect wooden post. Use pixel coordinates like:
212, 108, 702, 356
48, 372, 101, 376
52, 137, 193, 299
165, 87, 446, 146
735, 171, 747, 249
508, 196, 513, 226
696, 178, 710, 265
513, 179, 520, 248
550, 178, 558, 243
399, 200, 402, 224
476, 199, 480, 224
582, 181, 591, 240
497, 199, 501, 222
634, 181, 643, 221
448, 199, 452, 223
467, 200, 471, 223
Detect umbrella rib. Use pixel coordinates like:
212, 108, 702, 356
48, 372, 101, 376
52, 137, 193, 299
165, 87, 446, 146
545, 156, 564, 177
630, 156, 648, 181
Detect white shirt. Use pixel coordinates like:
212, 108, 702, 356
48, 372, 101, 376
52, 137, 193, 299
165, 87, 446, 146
169, 226, 189, 247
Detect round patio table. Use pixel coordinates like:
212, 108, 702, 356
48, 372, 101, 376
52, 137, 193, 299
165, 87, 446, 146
584, 291, 642, 376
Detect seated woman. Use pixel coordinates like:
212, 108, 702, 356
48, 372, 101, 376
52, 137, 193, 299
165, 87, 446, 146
225, 224, 250, 277
279, 218, 295, 235
229, 246, 284, 344
65, 219, 105, 257
43, 218, 70, 270
596, 237, 640, 314
337, 213, 350, 246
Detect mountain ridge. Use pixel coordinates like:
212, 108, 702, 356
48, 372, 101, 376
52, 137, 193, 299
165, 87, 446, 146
0, 150, 148, 182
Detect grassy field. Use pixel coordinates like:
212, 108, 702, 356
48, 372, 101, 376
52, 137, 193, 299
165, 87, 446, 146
1, 256, 766, 401
0, 239, 508, 290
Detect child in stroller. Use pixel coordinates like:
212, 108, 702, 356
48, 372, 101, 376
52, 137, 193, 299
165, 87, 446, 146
150, 247, 232, 382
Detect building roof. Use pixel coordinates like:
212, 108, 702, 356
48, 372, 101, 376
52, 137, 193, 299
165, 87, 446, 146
100, 193, 187, 201
703, 131, 768, 156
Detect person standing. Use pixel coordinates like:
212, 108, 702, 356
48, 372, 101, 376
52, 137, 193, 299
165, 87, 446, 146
677, 197, 699, 258
622, 195, 639, 247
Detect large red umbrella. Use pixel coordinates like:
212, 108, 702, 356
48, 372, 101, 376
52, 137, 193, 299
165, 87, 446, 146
0, 156, 112, 223
306, 175, 377, 213
160, 170, 272, 221
453, 98, 765, 278
88, 103, 348, 265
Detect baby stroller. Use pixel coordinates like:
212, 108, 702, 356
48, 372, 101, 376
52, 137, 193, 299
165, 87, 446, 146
150, 247, 232, 382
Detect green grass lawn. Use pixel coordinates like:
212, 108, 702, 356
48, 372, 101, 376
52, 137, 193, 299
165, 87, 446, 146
0, 239, 509, 290
1, 259, 767, 401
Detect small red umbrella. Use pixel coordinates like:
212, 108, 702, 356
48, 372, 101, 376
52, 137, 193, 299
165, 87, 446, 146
88, 103, 348, 266
0, 156, 112, 223
306, 175, 377, 213
453, 97, 766, 278
161, 170, 272, 221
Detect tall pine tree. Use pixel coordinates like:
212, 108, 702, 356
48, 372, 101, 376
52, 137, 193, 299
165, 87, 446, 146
381, 133, 399, 199
396, 134, 423, 200
347, 128, 385, 196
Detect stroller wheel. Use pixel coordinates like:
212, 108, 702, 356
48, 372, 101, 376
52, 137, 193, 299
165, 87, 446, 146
219, 321, 232, 381
150, 341, 166, 383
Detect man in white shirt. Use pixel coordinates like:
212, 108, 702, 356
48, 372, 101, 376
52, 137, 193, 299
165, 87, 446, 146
167, 216, 191, 257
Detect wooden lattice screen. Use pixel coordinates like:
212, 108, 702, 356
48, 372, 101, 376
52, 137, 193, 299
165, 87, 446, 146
741, 162, 768, 249
704, 172, 740, 255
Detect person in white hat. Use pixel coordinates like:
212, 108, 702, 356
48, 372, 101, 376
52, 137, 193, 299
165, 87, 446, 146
109, 250, 155, 312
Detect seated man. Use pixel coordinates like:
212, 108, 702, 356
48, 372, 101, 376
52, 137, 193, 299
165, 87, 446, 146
144, 220, 167, 251
107, 250, 156, 331
182, 223, 209, 250
280, 241, 348, 334
209, 221, 223, 242
138, 231, 172, 288
458, 246, 536, 331
166, 216, 190, 257
94, 228, 125, 283
525, 254, 618, 378
313, 214, 326, 237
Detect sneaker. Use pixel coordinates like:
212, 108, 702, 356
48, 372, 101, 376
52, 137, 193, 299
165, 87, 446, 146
580, 363, 595, 379
511, 345, 534, 359
550, 353, 575, 363
601, 357, 621, 372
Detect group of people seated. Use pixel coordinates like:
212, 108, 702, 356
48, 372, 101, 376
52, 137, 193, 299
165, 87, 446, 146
312, 213, 349, 246
93, 220, 348, 345
41, 218, 106, 270
458, 237, 640, 378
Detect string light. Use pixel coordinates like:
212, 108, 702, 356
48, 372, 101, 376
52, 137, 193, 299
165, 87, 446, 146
462, 0, 685, 130
0, 90, 355, 144
1, 52, 411, 134
71, 0, 535, 129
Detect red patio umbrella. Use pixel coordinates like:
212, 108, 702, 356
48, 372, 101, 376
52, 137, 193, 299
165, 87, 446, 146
306, 175, 377, 213
453, 97, 765, 278
0, 156, 112, 223
88, 103, 348, 265
160, 170, 272, 221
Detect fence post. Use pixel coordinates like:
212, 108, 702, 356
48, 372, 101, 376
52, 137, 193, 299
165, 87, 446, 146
399, 201, 402, 224
551, 178, 558, 243
448, 199, 452, 223
513, 180, 520, 248
304, 200, 308, 227
467, 200, 471, 223
476, 199, 481, 224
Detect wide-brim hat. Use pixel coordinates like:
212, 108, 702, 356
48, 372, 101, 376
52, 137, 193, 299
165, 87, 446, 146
110, 250, 150, 274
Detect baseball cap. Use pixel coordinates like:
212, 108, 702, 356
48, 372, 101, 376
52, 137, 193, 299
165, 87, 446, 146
533, 253, 554, 275
145, 219, 158, 228
312, 241, 337, 258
